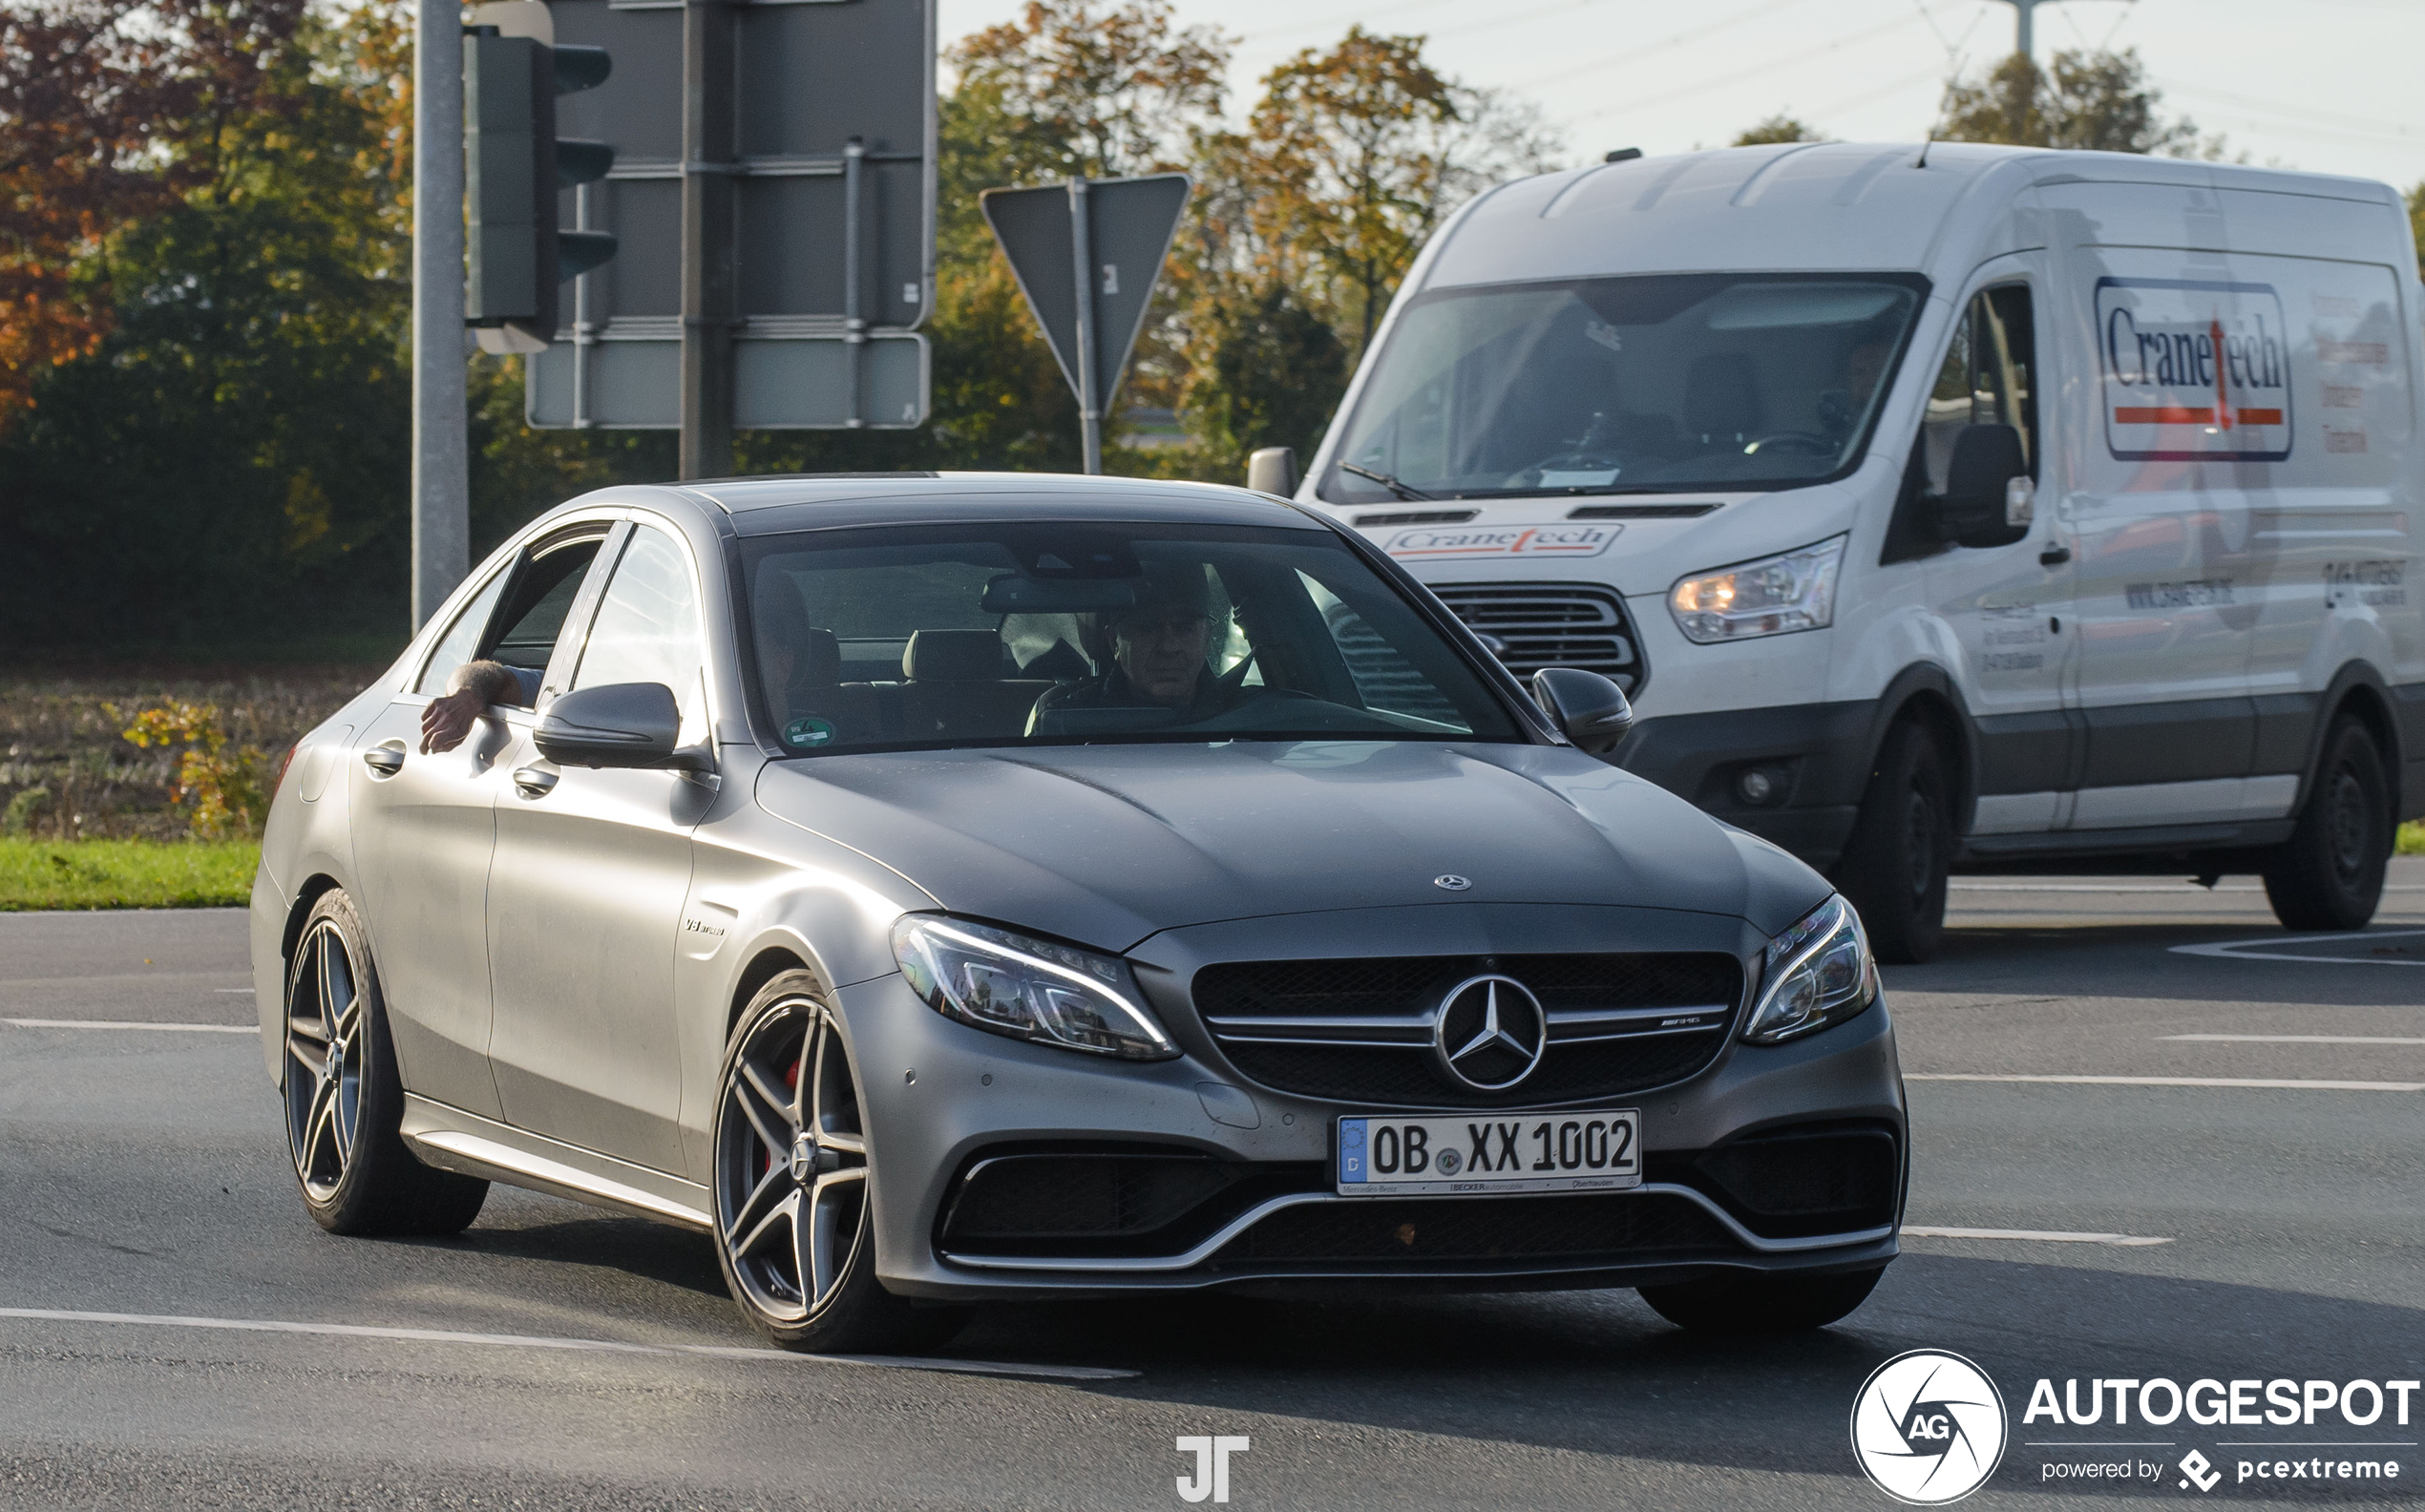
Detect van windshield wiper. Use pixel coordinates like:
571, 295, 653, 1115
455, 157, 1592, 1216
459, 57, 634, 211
1338, 461, 1437, 502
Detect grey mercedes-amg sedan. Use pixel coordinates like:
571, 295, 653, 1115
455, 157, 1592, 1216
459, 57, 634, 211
250, 472, 1905, 1353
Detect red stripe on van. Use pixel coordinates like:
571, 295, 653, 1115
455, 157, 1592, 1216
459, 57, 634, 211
2114, 406, 2215, 424
2236, 408, 2284, 425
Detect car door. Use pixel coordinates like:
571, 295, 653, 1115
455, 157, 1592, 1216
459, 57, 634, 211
346, 528, 607, 1119
2053, 183, 2264, 830
485, 520, 713, 1172
1924, 271, 2081, 836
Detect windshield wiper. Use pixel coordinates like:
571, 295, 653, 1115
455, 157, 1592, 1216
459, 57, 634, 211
1338, 461, 1437, 502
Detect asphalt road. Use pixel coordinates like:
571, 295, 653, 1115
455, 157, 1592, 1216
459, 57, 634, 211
2, 868, 2420, 1510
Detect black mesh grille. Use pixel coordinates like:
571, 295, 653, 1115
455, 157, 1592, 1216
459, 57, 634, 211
1212, 1191, 1737, 1267
1692, 1126, 1900, 1238
1193, 953, 1740, 1108
936, 1151, 1326, 1257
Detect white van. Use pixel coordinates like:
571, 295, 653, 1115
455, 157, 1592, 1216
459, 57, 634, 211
1276, 143, 2424, 960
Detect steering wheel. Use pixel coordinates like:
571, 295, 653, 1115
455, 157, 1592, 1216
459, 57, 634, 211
1741, 431, 1835, 456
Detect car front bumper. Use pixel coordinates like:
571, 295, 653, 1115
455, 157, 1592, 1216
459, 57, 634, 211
838, 948, 1907, 1303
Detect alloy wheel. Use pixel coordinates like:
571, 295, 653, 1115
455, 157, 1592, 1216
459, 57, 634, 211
285, 918, 366, 1201
714, 998, 871, 1325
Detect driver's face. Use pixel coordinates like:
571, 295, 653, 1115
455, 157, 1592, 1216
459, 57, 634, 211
1109, 613, 1212, 705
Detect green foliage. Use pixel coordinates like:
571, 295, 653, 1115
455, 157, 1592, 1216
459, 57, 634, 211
1938, 49, 2214, 157
2399, 821, 2425, 857
2406, 184, 2425, 284
0, 837, 259, 910
1733, 115, 1826, 146
1178, 280, 1347, 479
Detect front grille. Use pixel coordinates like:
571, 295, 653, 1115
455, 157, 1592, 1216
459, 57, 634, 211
1193, 953, 1740, 1108
1210, 1190, 1738, 1268
1429, 581, 1645, 695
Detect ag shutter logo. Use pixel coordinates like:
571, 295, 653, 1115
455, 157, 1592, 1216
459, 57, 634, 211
2095, 277, 2292, 463
1851, 1350, 2010, 1504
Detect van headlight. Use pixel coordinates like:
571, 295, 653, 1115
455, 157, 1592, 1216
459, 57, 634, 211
892, 915, 1178, 1060
1742, 894, 1878, 1043
1669, 535, 1846, 643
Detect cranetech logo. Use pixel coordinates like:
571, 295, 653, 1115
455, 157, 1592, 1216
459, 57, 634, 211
1850, 1350, 2011, 1504
1430, 975, 1547, 1091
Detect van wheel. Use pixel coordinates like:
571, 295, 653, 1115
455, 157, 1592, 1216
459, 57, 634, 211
1835, 723, 1951, 964
2264, 717, 2390, 932
1638, 1265, 1886, 1333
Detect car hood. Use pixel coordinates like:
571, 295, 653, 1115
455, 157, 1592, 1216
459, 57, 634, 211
752, 741, 1828, 952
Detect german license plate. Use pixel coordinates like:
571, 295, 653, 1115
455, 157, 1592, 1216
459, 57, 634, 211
1336, 1109, 1642, 1196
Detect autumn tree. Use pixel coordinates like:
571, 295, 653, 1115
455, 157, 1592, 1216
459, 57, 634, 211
1734, 114, 1826, 146
1938, 48, 2214, 156
1220, 28, 1560, 361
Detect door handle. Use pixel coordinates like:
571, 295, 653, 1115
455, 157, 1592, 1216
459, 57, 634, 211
362, 741, 406, 776
2038, 543, 2072, 566
512, 766, 559, 798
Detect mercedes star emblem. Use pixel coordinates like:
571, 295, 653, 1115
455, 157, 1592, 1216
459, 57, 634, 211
1433, 874, 1472, 891
1431, 974, 1547, 1091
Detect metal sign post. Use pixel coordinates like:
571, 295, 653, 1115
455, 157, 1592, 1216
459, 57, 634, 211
410, 0, 470, 628
981, 172, 1191, 475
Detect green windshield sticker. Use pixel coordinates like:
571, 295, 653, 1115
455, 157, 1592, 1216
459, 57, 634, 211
785, 716, 837, 747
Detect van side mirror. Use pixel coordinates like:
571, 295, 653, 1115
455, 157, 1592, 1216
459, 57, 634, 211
535, 682, 710, 771
1930, 424, 2031, 548
1531, 667, 1634, 755
1246, 447, 1299, 497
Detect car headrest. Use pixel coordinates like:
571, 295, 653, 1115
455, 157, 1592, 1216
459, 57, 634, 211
796, 626, 840, 686
902, 628, 1002, 682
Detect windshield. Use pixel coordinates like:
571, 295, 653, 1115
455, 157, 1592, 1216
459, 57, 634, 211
1321, 272, 1927, 503
742, 522, 1524, 754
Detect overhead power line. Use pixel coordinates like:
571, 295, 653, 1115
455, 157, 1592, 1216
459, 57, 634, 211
1562, 5, 1948, 126
1508, 0, 1818, 94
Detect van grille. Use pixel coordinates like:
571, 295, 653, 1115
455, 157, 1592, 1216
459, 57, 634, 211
1428, 582, 1645, 695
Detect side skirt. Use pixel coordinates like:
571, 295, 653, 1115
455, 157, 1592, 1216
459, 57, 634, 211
400, 1093, 712, 1231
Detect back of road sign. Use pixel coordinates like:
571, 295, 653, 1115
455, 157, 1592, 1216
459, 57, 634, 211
982, 174, 1191, 416
523, 0, 934, 430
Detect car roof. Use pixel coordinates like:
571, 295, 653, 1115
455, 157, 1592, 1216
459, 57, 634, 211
567, 472, 1325, 537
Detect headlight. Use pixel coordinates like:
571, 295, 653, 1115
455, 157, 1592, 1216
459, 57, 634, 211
1669, 535, 1846, 643
891, 915, 1178, 1060
1742, 894, 1878, 1044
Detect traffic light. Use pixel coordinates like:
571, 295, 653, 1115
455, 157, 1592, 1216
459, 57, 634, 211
465, 31, 617, 353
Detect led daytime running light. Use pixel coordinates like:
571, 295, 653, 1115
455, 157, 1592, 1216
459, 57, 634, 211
892, 915, 1177, 1060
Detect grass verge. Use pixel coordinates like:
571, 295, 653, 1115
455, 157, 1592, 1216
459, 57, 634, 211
2402, 822, 2425, 857
0, 838, 258, 910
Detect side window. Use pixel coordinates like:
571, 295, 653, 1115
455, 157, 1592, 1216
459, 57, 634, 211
413, 567, 511, 695
1296, 569, 1467, 728
572, 525, 707, 743
1923, 284, 2036, 492
487, 537, 607, 702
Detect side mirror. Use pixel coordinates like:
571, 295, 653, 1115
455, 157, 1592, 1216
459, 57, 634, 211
1929, 423, 2030, 547
1246, 446, 1299, 497
534, 682, 708, 770
1531, 667, 1634, 755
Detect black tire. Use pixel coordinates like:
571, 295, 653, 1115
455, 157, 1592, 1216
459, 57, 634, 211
1834, 722, 1952, 964
1638, 1264, 1886, 1334
2264, 716, 2392, 932
283, 890, 489, 1236
709, 972, 969, 1354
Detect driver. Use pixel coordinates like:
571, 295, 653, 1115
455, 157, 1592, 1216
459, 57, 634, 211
1025, 562, 1243, 732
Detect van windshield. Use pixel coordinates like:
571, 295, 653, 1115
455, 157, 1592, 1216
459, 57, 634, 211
1320, 273, 1927, 503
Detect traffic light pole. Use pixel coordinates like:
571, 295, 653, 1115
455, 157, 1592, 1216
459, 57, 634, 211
680, 0, 737, 480
411, 0, 471, 628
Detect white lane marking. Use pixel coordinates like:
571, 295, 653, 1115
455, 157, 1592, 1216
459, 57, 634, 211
214, 988, 254, 994
1952, 883, 2425, 893
1903, 1226, 2172, 1247
4, 1018, 255, 1034
0, 1307, 1138, 1381
2163, 1033, 2425, 1046
1908, 1072, 2425, 1091
2169, 930, 2425, 967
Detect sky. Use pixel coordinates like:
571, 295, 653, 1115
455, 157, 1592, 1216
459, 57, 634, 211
935, 0, 2425, 193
